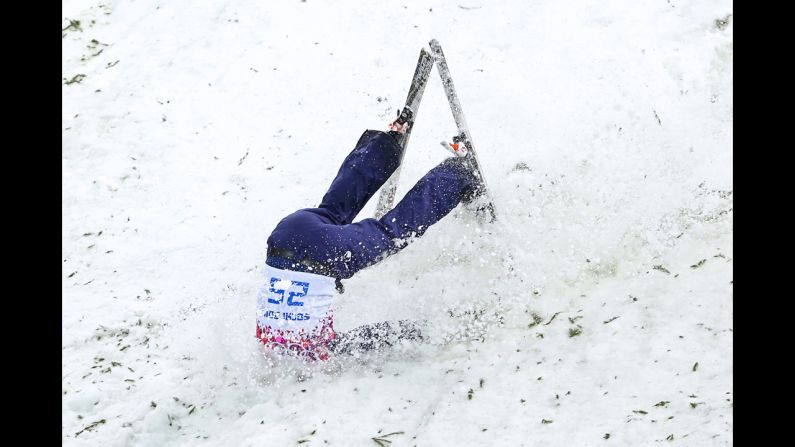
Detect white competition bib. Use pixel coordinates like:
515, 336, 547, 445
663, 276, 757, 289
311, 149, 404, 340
256, 265, 336, 336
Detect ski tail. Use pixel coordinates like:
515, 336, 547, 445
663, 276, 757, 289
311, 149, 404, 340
429, 39, 497, 223
374, 49, 434, 220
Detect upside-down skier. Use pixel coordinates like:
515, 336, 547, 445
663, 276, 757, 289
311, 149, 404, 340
257, 42, 490, 361
256, 112, 484, 360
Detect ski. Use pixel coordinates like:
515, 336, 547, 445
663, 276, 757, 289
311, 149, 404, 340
429, 39, 497, 222
374, 48, 434, 219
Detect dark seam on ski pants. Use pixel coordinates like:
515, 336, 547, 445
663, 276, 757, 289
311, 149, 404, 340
266, 129, 478, 279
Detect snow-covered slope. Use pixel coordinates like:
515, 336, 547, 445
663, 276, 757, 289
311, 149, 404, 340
62, 1, 733, 445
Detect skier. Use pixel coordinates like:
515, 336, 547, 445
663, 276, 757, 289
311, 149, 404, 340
256, 111, 482, 360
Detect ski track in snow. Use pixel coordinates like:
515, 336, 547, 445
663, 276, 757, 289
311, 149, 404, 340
63, 0, 732, 445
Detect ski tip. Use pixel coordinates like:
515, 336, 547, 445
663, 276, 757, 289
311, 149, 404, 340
428, 39, 443, 59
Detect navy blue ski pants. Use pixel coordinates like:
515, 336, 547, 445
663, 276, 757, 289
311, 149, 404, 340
266, 130, 477, 279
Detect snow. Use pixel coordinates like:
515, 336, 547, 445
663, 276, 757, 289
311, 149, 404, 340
62, 0, 732, 445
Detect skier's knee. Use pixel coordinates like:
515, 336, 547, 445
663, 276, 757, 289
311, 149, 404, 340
440, 157, 477, 183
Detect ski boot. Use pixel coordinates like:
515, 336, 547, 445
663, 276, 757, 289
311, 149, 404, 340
387, 106, 414, 144
441, 134, 496, 222
439, 134, 470, 158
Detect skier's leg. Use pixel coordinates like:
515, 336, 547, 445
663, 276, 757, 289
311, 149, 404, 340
321, 156, 479, 278
318, 130, 404, 225
379, 156, 479, 241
